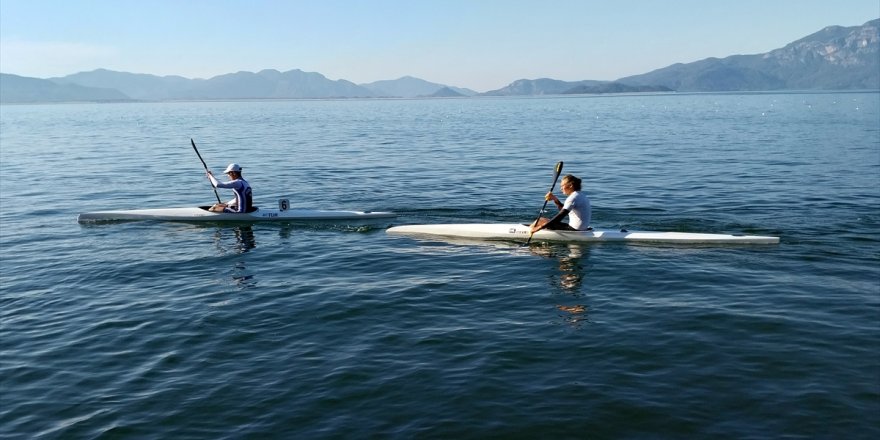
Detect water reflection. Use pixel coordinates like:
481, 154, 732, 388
231, 261, 257, 289
211, 226, 258, 289
530, 243, 591, 328
208, 225, 257, 253
232, 226, 257, 253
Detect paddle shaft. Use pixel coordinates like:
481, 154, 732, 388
191, 138, 222, 204
526, 161, 564, 244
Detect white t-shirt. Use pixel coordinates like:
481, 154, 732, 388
562, 191, 591, 230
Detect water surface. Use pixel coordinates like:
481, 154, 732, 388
1, 93, 878, 439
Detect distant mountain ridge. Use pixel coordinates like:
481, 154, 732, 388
360, 76, 476, 97
617, 18, 879, 91
52, 69, 195, 100
481, 79, 674, 95
0, 73, 129, 103
1, 19, 877, 103
564, 82, 673, 94
50, 68, 379, 100
429, 87, 467, 98
482, 78, 606, 96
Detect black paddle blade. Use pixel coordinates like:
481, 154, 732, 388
549, 161, 564, 191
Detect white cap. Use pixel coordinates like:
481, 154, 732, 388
224, 163, 242, 173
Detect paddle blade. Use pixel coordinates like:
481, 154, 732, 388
550, 161, 564, 192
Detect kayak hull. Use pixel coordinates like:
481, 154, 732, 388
78, 206, 396, 223
386, 223, 779, 244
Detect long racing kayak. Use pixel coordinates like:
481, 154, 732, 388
78, 206, 396, 223
386, 223, 779, 244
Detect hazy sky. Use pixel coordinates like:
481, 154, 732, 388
1, 0, 878, 92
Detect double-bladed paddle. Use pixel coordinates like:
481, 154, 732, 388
526, 161, 564, 244
190, 138, 222, 204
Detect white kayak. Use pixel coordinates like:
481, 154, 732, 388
386, 223, 779, 244
78, 206, 396, 223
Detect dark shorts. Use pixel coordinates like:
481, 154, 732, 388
545, 222, 576, 231
545, 223, 592, 232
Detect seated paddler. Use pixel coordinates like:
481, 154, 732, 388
206, 163, 253, 213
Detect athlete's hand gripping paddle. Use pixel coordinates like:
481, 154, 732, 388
526, 161, 564, 245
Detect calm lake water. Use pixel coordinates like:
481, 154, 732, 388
1, 93, 878, 439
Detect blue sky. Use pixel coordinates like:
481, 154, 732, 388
1, 0, 878, 92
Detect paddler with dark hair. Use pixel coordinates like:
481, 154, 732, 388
530, 174, 591, 233
206, 163, 253, 213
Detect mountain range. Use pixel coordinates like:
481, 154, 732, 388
619, 18, 879, 91
1, 18, 876, 104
